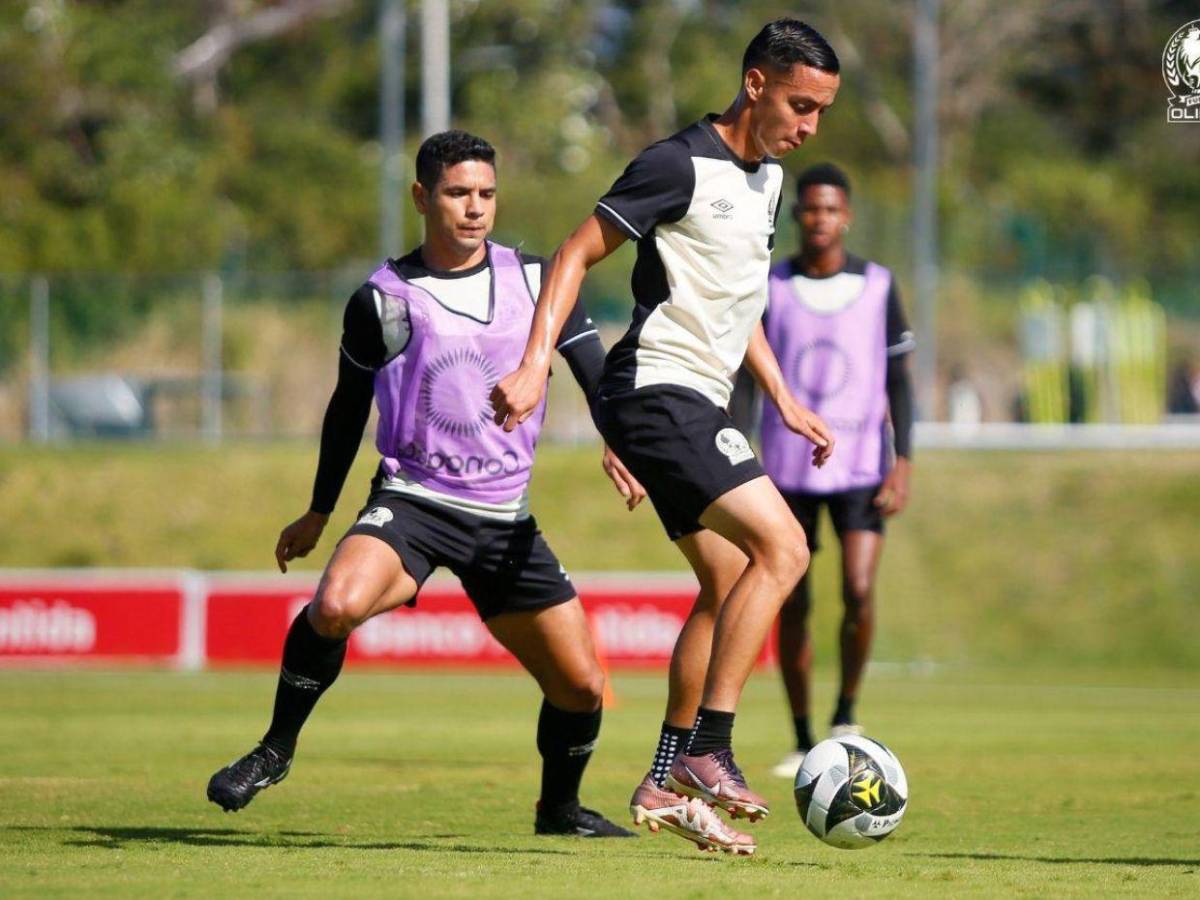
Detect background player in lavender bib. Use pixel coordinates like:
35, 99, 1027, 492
756, 162, 915, 779
205, 130, 642, 839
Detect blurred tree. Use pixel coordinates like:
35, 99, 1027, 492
173, 0, 354, 114
1, 0, 1198, 322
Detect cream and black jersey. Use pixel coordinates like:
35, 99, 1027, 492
595, 115, 785, 408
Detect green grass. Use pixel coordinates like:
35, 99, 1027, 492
1, 443, 1197, 668
1, 667, 1197, 897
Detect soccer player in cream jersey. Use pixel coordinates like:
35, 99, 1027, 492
206, 130, 640, 839
493, 19, 841, 855
757, 163, 915, 779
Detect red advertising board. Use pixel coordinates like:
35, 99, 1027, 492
203, 577, 744, 668
0, 578, 182, 663
205, 580, 514, 666
0, 571, 775, 670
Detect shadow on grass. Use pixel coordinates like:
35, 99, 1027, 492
5, 825, 566, 855
912, 851, 1199, 868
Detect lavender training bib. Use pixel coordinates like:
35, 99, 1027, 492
366, 241, 546, 505
761, 261, 892, 494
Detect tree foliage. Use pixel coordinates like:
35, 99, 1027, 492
1, 0, 1197, 318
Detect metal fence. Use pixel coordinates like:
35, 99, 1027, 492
1, 270, 1198, 448
0, 270, 597, 445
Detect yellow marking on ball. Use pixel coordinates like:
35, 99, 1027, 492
852, 773, 881, 807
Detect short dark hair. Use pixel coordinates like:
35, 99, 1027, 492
742, 18, 839, 76
796, 162, 851, 199
415, 130, 496, 191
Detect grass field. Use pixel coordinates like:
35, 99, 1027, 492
1, 666, 1197, 897
2, 442, 1198, 894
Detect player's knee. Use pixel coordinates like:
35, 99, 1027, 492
843, 575, 875, 613
309, 601, 358, 640
789, 538, 811, 582
760, 535, 810, 589
579, 664, 607, 710
556, 665, 605, 711
311, 582, 368, 639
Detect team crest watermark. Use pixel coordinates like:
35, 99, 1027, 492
1163, 20, 1200, 122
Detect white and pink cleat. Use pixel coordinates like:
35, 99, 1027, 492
629, 774, 756, 855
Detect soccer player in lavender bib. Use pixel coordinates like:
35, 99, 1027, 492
492, 20, 840, 855
206, 130, 641, 839
756, 163, 915, 780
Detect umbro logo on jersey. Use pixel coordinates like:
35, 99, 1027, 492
711, 198, 735, 219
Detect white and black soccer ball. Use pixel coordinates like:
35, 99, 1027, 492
793, 735, 908, 849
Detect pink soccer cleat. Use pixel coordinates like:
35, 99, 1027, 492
667, 749, 770, 821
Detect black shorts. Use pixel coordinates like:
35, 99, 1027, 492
594, 384, 766, 541
342, 492, 576, 621
783, 485, 885, 553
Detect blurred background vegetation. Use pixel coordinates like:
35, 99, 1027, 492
4, 2, 1200, 293
2, 0, 1197, 284
2, 0, 1199, 433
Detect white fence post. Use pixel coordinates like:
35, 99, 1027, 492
201, 273, 223, 444
177, 570, 208, 671
28, 276, 50, 443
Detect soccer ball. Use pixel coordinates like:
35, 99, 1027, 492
793, 735, 908, 849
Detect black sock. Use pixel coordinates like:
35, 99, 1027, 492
261, 607, 348, 757
649, 722, 691, 787
793, 715, 815, 752
832, 695, 856, 727
536, 700, 601, 812
686, 707, 735, 756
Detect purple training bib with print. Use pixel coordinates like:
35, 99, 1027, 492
367, 241, 546, 505
761, 260, 892, 494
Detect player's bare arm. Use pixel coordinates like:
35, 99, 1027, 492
743, 322, 834, 467
602, 444, 647, 511
275, 511, 330, 573
874, 455, 911, 516
491, 214, 627, 431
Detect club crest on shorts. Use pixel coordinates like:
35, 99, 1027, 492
715, 427, 754, 465
357, 506, 394, 528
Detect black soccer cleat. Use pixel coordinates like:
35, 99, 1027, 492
535, 801, 638, 838
207, 744, 292, 812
